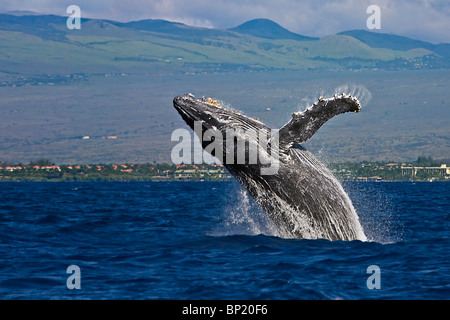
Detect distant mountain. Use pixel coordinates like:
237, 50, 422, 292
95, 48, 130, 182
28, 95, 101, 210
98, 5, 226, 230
338, 30, 433, 51
3, 10, 42, 16
117, 19, 185, 31
0, 14, 70, 41
0, 13, 68, 28
338, 30, 450, 60
113, 19, 235, 41
229, 18, 318, 41
0, 14, 448, 77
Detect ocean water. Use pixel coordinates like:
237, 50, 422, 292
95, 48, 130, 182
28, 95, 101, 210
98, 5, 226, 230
0, 180, 448, 300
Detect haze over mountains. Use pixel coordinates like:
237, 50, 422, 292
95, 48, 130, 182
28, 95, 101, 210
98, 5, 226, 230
0, 13, 449, 164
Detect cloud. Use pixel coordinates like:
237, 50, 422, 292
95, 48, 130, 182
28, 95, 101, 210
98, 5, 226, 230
0, 0, 449, 43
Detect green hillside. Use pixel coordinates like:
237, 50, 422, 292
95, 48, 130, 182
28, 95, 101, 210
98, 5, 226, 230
0, 14, 447, 79
229, 18, 318, 41
338, 30, 450, 57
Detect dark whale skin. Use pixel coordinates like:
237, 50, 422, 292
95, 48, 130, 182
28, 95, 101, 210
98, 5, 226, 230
173, 94, 366, 241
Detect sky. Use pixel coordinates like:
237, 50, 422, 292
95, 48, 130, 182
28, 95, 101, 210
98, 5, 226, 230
1, 0, 449, 43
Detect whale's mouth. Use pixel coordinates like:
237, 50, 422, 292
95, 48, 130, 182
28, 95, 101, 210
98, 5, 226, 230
173, 94, 222, 129
173, 94, 200, 128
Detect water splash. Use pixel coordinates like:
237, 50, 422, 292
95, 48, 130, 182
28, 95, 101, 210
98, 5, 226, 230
214, 184, 281, 237
344, 182, 404, 244
298, 84, 372, 112
333, 84, 372, 106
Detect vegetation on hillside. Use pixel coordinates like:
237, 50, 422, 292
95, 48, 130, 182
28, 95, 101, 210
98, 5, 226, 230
0, 14, 448, 80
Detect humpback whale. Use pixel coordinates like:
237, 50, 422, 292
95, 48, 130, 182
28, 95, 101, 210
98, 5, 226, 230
173, 93, 367, 241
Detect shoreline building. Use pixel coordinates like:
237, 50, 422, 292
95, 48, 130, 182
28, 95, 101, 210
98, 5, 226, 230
401, 164, 450, 178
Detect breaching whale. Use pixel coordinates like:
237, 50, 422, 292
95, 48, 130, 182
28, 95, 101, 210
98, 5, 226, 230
173, 93, 367, 241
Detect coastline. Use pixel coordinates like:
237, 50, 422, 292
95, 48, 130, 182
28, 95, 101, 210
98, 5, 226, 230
0, 161, 448, 182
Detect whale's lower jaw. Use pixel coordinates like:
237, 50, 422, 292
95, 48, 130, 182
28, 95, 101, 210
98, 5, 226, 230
226, 147, 366, 241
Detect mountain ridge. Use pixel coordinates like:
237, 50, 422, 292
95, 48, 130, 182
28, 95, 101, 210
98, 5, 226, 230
338, 29, 450, 60
2, 13, 446, 45
229, 18, 318, 41
0, 13, 448, 76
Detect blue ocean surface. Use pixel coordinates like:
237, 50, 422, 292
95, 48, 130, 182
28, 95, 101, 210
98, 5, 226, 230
0, 180, 448, 299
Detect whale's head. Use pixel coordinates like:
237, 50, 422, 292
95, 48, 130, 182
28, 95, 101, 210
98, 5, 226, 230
173, 93, 267, 134
173, 93, 278, 171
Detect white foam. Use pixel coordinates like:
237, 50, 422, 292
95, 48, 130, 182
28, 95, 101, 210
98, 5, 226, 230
213, 185, 281, 237
333, 84, 372, 106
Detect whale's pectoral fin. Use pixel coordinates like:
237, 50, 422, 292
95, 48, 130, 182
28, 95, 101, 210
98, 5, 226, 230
278, 94, 361, 147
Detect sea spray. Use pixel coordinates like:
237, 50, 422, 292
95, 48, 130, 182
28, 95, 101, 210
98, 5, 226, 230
297, 84, 372, 112
333, 84, 372, 106
343, 181, 404, 243
214, 183, 281, 237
